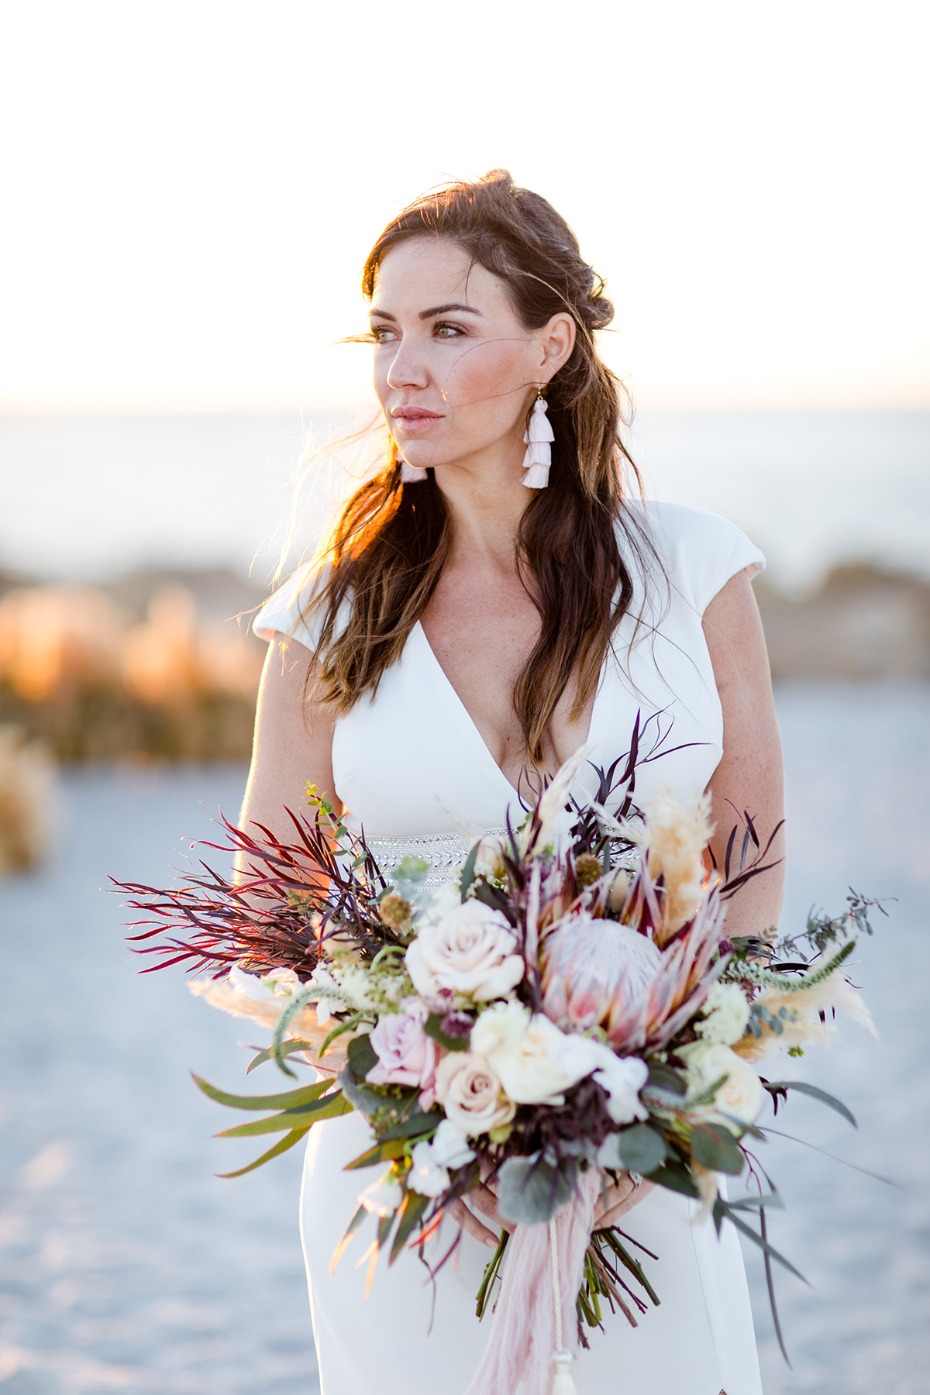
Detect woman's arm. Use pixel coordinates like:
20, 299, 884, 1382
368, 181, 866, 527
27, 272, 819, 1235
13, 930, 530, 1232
703, 568, 785, 939
237, 635, 342, 879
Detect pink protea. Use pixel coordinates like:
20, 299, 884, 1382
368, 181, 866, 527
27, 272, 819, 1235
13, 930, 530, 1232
541, 912, 662, 1044
541, 885, 730, 1054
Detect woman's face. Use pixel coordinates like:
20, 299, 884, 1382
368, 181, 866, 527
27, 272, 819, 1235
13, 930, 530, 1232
369, 237, 551, 475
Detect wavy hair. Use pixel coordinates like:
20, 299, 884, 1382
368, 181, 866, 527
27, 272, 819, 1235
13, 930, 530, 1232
304, 170, 658, 763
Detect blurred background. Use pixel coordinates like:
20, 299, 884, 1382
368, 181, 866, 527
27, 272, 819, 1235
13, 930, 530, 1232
1, 1, 927, 1392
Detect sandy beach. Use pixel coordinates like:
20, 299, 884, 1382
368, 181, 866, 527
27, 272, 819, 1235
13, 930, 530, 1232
1, 682, 928, 1394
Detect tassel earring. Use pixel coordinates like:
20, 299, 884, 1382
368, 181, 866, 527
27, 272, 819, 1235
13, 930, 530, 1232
398, 457, 428, 483
522, 392, 554, 489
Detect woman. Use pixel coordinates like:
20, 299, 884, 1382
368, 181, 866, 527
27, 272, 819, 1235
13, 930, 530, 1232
241, 170, 783, 1395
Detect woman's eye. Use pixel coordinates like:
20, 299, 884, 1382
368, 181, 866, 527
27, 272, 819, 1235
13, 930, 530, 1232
434, 322, 464, 338
370, 325, 396, 344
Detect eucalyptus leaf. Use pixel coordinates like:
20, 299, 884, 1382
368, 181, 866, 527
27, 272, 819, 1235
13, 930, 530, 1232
380, 1108, 444, 1142
691, 1124, 745, 1176
646, 1062, 688, 1096
727, 1191, 784, 1212
497, 1155, 574, 1225
216, 1090, 351, 1138
459, 842, 480, 901
247, 1040, 319, 1074
614, 1124, 667, 1174
346, 1033, 379, 1081
650, 1161, 700, 1199
217, 1125, 310, 1179
338, 1066, 390, 1117
192, 1073, 334, 1112
716, 1200, 810, 1284
764, 1080, 857, 1128
344, 1139, 410, 1171
389, 1190, 432, 1263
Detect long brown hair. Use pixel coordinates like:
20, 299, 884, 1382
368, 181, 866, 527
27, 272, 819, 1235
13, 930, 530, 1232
305, 170, 657, 762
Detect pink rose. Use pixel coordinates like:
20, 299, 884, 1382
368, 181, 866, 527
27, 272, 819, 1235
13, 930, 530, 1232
367, 999, 437, 1105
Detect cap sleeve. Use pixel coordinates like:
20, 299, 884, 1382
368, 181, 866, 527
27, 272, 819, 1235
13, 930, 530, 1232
643, 501, 765, 615
252, 564, 341, 653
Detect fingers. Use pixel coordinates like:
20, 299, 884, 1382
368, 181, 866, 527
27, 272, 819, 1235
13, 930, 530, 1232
594, 1179, 655, 1230
468, 1181, 510, 1231
448, 1197, 499, 1248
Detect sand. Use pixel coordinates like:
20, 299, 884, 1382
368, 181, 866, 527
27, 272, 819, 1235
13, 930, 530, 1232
1, 682, 928, 1394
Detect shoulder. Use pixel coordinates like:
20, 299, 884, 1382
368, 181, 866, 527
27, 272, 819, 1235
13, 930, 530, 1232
252, 561, 340, 653
620, 498, 765, 616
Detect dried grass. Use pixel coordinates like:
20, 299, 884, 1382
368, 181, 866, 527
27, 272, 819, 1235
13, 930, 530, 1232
0, 583, 264, 761
0, 725, 57, 876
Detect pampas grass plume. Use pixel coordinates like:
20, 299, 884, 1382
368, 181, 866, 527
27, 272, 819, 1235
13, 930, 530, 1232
0, 724, 57, 876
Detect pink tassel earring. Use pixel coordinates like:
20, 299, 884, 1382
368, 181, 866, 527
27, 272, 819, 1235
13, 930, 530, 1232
398, 457, 428, 483
522, 392, 554, 489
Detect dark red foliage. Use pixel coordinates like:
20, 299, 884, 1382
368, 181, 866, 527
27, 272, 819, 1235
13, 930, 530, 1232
113, 806, 401, 980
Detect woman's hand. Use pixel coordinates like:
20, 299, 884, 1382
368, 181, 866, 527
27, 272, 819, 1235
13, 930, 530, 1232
449, 1168, 652, 1245
592, 1172, 653, 1230
448, 1163, 512, 1248
448, 1189, 506, 1248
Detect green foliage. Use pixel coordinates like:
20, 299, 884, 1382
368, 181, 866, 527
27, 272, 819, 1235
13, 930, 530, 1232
770, 889, 887, 961
496, 1154, 575, 1224
690, 1123, 745, 1176
191, 1073, 334, 1112
614, 1124, 668, 1175
191, 1072, 353, 1178
764, 1080, 857, 1127
246, 1039, 320, 1074
346, 1033, 378, 1080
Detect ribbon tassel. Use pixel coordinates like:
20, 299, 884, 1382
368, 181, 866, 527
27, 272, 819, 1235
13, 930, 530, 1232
549, 1350, 579, 1394
521, 395, 553, 489
463, 1170, 598, 1395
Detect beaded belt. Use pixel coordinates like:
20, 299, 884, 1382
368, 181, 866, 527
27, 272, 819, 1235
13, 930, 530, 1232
364, 829, 509, 887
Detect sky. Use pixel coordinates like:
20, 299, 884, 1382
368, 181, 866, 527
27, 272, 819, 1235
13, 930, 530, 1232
1, 0, 927, 415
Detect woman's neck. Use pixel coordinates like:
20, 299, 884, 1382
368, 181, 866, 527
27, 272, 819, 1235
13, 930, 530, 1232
434, 456, 530, 569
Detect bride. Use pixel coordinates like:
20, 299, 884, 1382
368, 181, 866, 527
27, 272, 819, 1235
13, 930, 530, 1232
240, 170, 783, 1395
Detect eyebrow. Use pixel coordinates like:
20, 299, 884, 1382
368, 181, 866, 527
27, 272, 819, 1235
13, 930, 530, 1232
368, 302, 483, 321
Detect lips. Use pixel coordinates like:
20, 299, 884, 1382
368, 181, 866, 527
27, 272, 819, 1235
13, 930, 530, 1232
393, 408, 442, 422
392, 407, 443, 434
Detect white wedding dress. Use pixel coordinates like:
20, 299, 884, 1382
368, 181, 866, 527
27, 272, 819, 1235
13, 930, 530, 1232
254, 500, 766, 1395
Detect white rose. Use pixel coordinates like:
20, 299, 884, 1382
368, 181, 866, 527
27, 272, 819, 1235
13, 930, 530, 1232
407, 1141, 451, 1198
479, 1011, 599, 1106
470, 1000, 531, 1058
588, 1043, 650, 1124
681, 1042, 764, 1125
434, 1052, 516, 1137
430, 1119, 476, 1169
405, 900, 525, 1003
694, 983, 751, 1046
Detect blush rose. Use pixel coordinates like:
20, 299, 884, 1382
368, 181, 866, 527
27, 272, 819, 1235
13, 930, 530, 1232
405, 900, 525, 1004
367, 999, 437, 1105
434, 1051, 516, 1137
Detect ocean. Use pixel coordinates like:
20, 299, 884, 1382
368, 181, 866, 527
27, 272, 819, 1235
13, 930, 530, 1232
0, 683, 928, 1393
2, 410, 929, 594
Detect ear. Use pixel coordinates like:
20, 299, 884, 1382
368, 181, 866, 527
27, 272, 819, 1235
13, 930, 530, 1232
536, 311, 576, 383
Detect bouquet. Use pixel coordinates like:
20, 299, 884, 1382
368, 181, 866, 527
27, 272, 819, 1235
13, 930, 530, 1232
117, 719, 880, 1393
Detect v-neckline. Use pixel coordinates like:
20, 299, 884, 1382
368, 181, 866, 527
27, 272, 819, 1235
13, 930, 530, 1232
412, 620, 605, 806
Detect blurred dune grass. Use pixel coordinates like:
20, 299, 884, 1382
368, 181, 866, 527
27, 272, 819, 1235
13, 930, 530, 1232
0, 579, 265, 763
1, 561, 928, 770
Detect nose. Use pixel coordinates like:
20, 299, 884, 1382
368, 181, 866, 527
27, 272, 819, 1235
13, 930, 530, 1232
385, 335, 429, 390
